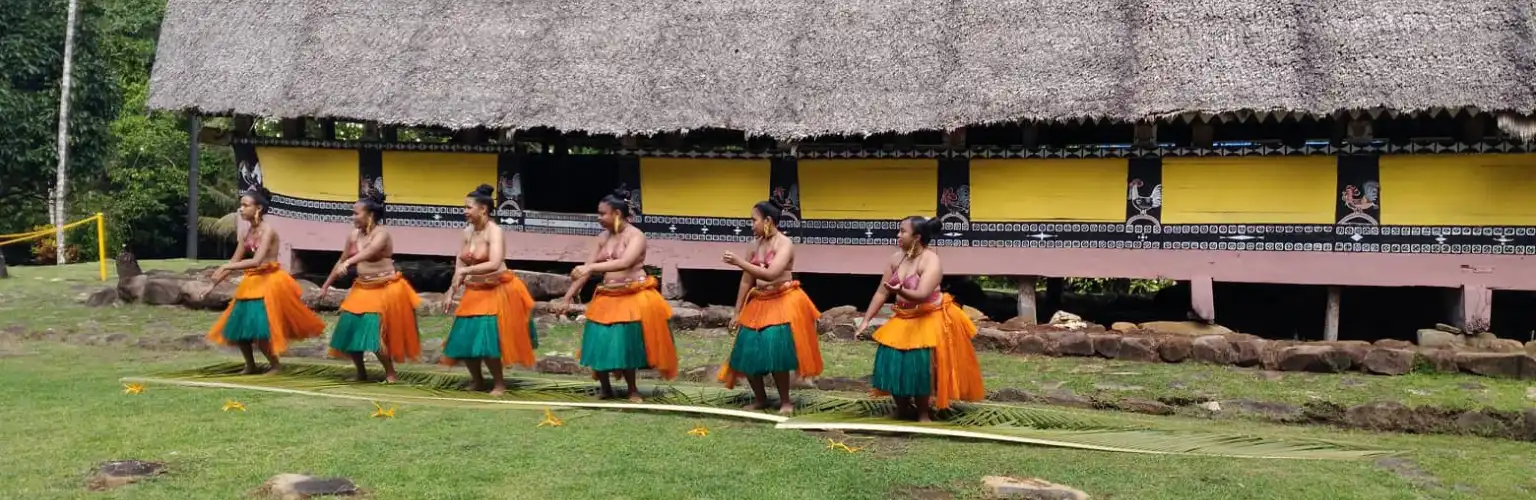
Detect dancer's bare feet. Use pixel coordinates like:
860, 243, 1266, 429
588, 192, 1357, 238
263, 364, 281, 375
240, 365, 259, 375
778, 403, 795, 416
488, 383, 506, 397
627, 393, 644, 403
742, 401, 767, 411
383, 374, 398, 384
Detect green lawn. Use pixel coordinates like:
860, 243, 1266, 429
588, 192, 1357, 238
3, 261, 1536, 499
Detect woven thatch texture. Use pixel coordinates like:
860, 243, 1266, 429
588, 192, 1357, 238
148, 0, 1536, 138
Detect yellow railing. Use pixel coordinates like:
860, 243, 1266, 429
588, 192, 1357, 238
0, 213, 109, 281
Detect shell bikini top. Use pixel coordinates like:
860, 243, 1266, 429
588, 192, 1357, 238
887, 263, 941, 306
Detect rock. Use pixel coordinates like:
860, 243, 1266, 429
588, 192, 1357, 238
1373, 339, 1415, 349
1229, 338, 1266, 367
85, 287, 120, 307
416, 293, 448, 316
1016, 334, 1050, 355
116, 275, 146, 302
1418, 350, 1460, 373
1117, 398, 1175, 416
826, 321, 858, 341
1222, 399, 1306, 422
1044, 330, 1094, 356
1138, 321, 1232, 337
1039, 390, 1095, 409
1200, 401, 1222, 412
1455, 353, 1536, 379
259, 473, 359, 499
1434, 323, 1463, 334
307, 288, 345, 311
1158, 336, 1192, 363
1190, 335, 1237, 365
981, 476, 1089, 500
669, 307, 704, 330
999, 315, 1037, 331
1527, 340, 1536, 356
973, 328, 1016, 352
820, 305, 857, 322
1278, 345, 1354, 373
1093, 383, 1143, 392
1321, 341, 1372, 365
1088, 333, 1121, 358
534, 356, 582, 375
87, 460, 165, 491
1520, 408, 1536, 441
181, 280, 237, 310
961, 305, 988, 322
138, 278, 185, 306
1109, 321, 1137, 333
286, 344, 327, 359
1342, 401, 1435, 433
1416, 329, 1463, 349
512, 270, 571, 300
701, 305, 735, 328
1116, 336, 1160, 363
681, 364, 722, 382
1489, 339, 1526, 353
1047, 311, 1088, 330
987, 388, 1037, 403
114, 248, 143, 280
1362, 348, 1416, 376
1454, 410, 1510, 437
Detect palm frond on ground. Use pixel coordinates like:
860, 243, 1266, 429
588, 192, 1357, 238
129, 362, 1394, 459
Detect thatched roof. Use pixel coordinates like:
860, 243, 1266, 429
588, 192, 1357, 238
148, 0, 1536, 139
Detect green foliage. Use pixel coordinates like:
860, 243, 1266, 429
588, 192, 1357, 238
0, 0, 122, 236
974, 276, 1174, 297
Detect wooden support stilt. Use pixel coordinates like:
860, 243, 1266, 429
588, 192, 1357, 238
1323, 286, 1341, 341
943, 127, 967, 149
1189, 276, 1216, 324
661, 264, 684, 300
1191, 122, 1215, 148
1457, 284, 1493, 333
279, 118, 305, 139
1015, 276, 1039, 325
1133, 122, 1158, 148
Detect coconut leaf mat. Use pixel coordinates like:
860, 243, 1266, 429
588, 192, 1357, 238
124, 362, 1394, 460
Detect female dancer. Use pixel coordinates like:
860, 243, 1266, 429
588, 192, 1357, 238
559, 188, 677, 402
318, 190, 421, 383
853, 216, 984, 422
203, 184, 327, 374
717, 200, 822, 414
441, 184, 539, 396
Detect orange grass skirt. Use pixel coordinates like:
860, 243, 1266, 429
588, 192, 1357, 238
869, 294, 985, 409
441, 271, 538, 368
581, 276, 678, 380
326, 272, 422, 362
717, 281, 823, 388
206, 262, 326, 356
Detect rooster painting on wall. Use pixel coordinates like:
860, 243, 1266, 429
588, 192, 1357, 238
1338, 181, 1380, 225
1126, 178, 1162, 227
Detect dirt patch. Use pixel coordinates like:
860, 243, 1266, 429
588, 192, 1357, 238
1375, 457, 1442, 490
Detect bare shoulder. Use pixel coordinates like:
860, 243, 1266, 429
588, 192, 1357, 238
885, 251, 905, 266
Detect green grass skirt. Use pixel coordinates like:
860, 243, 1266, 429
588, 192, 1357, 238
871, 345, 934, 397
579, 321, 648, 372
727, 323, 798, 375
220, 299, 271, 342
442, 315, 540, 360
328, 312, 381, 353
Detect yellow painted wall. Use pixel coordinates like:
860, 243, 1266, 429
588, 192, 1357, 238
255, 147, 357, 202
969, 159, 1126, 222
798, 160, 937, 219
382, 151, 498, 206
1161, 157, 1336, 224
639, 158, 770, 217
1381, 154, 1536, 226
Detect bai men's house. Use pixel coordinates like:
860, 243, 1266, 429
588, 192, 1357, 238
149, 0, 1536, 340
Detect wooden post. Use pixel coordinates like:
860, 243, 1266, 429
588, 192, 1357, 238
319, 119, 336, 140
280, 118, 305, 139
232, 115, 255, 137
1190, 276, 1216, 323
1459, 114, 1486, 144
1323, 286, 1341, 341
1133, 122, 1157, 148
1015, 276, 1039, 325
1021, 122, 1040, 148
661, 264, 684, 300
0, 251, 8, 279
943, 128, 967, 149
1457, 284, 1493, 333
362, 122, 381, 141
381, 125, 398, 143
1191, 122, 1215, 148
